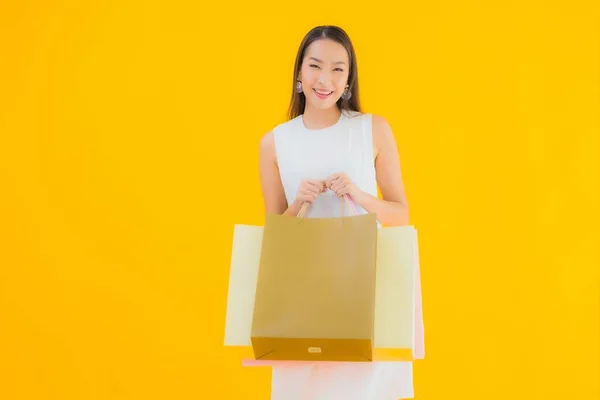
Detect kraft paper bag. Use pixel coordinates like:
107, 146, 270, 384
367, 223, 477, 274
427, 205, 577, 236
249, 208, 379, 362
224, 223, 424, 362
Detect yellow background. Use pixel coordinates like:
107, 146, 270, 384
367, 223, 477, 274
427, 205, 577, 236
1, 1, 598, 399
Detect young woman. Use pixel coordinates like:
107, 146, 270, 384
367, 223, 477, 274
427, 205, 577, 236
260, 26, 408, 226
258, 25, 413, 399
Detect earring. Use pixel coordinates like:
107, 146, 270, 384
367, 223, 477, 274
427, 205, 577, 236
295, 80, 303, 93
341, 85, 352, 100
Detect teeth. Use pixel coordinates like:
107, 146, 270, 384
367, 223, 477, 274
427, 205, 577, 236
315, 89, 332, 95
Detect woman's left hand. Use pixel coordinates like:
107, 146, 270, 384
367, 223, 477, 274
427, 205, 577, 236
325, 172, 368, 205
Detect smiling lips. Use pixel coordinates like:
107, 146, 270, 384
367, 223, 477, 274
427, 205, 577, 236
313, 88, 333, 99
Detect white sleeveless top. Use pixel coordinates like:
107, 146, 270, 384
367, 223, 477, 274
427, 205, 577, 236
273, 109, 378, 218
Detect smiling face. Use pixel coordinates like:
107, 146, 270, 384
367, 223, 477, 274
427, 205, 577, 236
298, 38, 350, 111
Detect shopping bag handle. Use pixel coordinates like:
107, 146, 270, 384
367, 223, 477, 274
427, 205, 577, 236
296, 194, 356, 220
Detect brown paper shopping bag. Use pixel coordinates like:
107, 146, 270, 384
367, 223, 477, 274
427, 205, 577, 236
250, 196, 378, 362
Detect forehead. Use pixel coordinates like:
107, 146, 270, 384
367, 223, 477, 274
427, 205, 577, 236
304, 39, 349, 64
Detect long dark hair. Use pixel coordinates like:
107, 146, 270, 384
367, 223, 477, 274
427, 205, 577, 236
287, 25, 362, 120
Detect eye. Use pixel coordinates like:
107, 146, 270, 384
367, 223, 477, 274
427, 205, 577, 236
309, 64, 320, 69
334, 68, 344, 72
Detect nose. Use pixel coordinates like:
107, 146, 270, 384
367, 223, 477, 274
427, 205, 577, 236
317, 70, 332, 84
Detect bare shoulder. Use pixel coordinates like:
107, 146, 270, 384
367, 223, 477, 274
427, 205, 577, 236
260, 118, 293, 164
259, 130, 275, 150
259, 130, 277, 163
369, 113, 408, 213
371, 114, 395, 141
370, 114, 397, 159
259, 128, 288, 213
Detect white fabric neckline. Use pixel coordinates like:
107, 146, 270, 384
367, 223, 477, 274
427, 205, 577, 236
298, 110, 348, 132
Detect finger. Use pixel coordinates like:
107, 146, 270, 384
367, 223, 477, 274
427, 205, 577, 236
331, 179, 346, 193
328, 172, 346, 183
302, 184, 321, 194
314, 181, 328, 192
302, 190, 318, 200
302, 193, 317, 203
333, 189, 344, 197
301, 195, 314, 203
325, 174, 340, 186
308, 185, 322, 195
306, 181, 325, 193
304, 181, 321, 190
335, 181, 351, 194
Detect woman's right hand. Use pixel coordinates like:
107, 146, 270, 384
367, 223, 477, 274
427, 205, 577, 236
294, 179, 327, 205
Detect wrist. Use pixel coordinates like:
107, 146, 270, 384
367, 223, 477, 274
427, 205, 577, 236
285, 199, 304, 216
355, 191, 374, 208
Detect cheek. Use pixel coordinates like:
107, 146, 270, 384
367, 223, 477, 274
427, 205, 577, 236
336, 75, 349, 89
301, 68, 317, 84
333, 75, 348, 90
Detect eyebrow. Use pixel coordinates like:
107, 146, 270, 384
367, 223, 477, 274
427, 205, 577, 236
309, 57, 346, 65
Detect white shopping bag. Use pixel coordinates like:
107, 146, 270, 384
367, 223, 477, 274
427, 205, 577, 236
223, 224, 263, 347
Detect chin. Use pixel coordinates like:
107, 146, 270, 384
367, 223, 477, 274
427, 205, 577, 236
307, 98, 339, 110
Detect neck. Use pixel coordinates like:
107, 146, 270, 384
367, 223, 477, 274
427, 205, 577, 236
301, 104, 342, 130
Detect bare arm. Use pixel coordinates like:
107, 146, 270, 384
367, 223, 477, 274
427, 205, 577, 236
360, 115, 410, 226
258, 131, 303, 216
